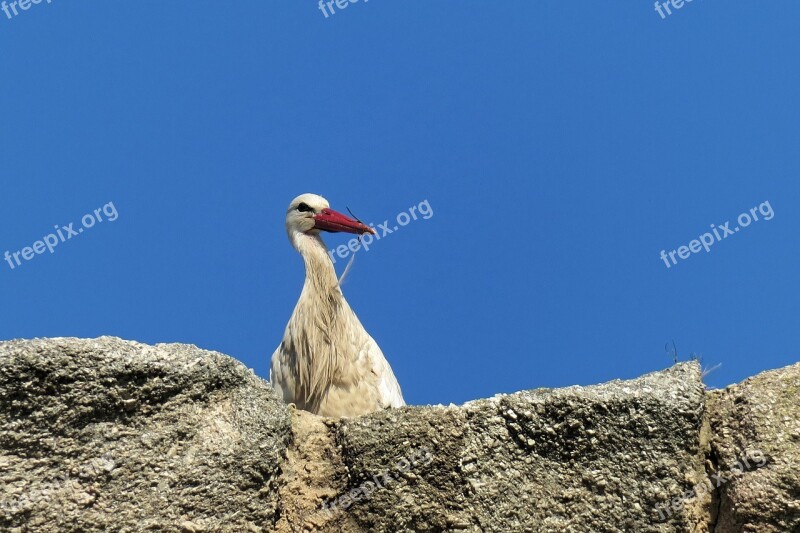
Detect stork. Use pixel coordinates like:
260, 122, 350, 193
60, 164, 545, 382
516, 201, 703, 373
269, 193, 405, 417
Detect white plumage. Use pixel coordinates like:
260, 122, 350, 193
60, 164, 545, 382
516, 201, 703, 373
270, 193, 405, 417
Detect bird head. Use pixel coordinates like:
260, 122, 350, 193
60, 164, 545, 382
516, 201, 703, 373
286, 193, 376, 236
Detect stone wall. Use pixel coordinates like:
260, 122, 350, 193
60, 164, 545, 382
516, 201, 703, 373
0, 337, 797, 532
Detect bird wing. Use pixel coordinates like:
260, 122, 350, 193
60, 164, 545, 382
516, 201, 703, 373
269, 342, 294, 405
362, 333, 405, 409
313, 332, 404, 417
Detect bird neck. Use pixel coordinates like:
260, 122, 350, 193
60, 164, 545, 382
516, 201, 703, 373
291, 231, 341, 300
285, 230, 364, 413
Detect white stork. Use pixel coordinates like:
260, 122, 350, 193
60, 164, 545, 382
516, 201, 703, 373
269, 193, 405, 417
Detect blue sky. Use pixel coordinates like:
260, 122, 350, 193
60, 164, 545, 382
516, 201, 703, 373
1, 2, 798, 406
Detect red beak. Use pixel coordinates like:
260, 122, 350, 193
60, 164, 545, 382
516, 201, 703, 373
313, 208, 375, 235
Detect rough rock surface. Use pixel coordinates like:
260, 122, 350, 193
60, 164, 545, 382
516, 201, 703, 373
332, 368, 707, 532
0, 337, 291, 532
707, 362, 800, 533
0, 337, 797, 532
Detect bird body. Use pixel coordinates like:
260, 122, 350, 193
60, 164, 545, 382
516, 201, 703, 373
270, 194, 404, 417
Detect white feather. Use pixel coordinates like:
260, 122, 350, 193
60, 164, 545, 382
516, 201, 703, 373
270, 194, 405, 417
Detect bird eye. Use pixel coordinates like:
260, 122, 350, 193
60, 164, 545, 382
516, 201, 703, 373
297, 202, 314, 213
